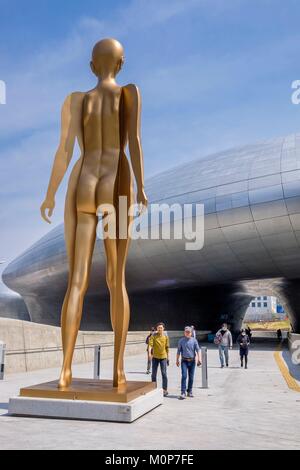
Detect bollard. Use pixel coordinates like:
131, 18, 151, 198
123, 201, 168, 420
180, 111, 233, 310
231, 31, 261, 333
94, 345, 101, 380
201, 346, 208, 388
0, 342, 6, 380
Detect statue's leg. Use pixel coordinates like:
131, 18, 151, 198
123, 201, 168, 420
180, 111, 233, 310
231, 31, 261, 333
99, 151, 133, 387
58, 211, 97, 388
103, 214, 130, 387
113, 234, 131, 387
61, 169, 78, 354
110, 152, 134, 388
60, 160, 85, 363
104, 235, 117, 332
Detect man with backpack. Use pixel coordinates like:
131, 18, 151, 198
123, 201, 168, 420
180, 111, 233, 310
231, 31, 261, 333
215, 323, 233, 368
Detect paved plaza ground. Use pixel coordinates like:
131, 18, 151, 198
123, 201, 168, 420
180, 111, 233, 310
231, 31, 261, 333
1, 342, 300, 450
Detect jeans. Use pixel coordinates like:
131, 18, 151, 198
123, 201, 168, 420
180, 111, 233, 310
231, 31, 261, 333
151, 358, 168, 390
240, 347, 248, 366
219, 345, 229, 366
181, 360, 196, 394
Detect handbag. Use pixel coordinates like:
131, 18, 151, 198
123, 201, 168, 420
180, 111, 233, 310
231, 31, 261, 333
214, 334, 222, 345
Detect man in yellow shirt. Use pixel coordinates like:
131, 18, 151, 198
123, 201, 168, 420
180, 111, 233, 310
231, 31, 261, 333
148, 322, 169, 396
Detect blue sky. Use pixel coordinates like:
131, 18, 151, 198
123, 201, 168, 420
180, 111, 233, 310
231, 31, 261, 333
1, 0, 300, 291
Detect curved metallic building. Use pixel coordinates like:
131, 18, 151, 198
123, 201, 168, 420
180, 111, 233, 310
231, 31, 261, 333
0, 292, 30, 321
3, 134, 300, 332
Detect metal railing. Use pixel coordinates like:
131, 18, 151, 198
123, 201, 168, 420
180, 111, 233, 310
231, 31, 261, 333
4, 340, 145, 356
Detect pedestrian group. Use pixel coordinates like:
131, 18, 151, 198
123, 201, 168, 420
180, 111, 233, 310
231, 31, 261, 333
146, 322, 251, 399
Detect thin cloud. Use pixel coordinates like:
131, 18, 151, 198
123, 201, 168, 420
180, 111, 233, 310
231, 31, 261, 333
0, 0, 203, 138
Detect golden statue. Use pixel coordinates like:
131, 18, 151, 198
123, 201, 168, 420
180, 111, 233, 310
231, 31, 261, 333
40, 38, 147, 389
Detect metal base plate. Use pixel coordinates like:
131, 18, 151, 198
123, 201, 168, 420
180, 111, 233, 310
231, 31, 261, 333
20, 379, 157, 403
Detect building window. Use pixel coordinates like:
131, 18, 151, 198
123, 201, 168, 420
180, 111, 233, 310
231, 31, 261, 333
263, 296, 267, 301
251, 303, 256, 308
264, 302, 268, 307
257, 297, 261, 300
257, 302, 261, 307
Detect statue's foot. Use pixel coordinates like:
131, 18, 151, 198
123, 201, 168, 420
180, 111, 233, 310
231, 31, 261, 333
118, 371, 126, 385
58, 369, 72, 389
113, 370, 127, 388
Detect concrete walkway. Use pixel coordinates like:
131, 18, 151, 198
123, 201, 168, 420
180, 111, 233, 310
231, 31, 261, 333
0, 342, 300, 450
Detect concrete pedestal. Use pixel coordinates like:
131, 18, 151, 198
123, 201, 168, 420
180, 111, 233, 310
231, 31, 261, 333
8, 388, 163, 423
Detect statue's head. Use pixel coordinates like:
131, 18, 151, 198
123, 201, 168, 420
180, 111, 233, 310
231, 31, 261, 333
91, 38, 124, 78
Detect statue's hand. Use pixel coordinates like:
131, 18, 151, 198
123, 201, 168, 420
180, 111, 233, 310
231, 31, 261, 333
40, 198, 55, 224
137, 189, 148, 215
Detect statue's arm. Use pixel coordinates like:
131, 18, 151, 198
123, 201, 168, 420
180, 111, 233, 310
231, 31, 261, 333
40, 93, 78, 223
123, 84, 148, 209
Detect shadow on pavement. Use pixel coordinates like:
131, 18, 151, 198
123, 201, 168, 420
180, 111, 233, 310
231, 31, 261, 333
126, 371, 150, 375
165, 394, 180, 400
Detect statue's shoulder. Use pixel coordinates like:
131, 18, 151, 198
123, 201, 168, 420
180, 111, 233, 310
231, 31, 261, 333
62, 91, 86, 110
122, 83, 140, 99
122, 83, 140, 95
122, 84, 141, 113
70, 91, 86, 98
123, 83, 139, 92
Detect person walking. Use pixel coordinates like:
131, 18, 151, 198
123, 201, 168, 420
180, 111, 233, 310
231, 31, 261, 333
149, 323, 170, 396
215, 323, 233, 368
277, 329, 282, 342
176, 326, 201, 400
191, 325, 196, 339
146, 327, 156, 374
245, 325, 252, 340
237, 329, 250, 369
